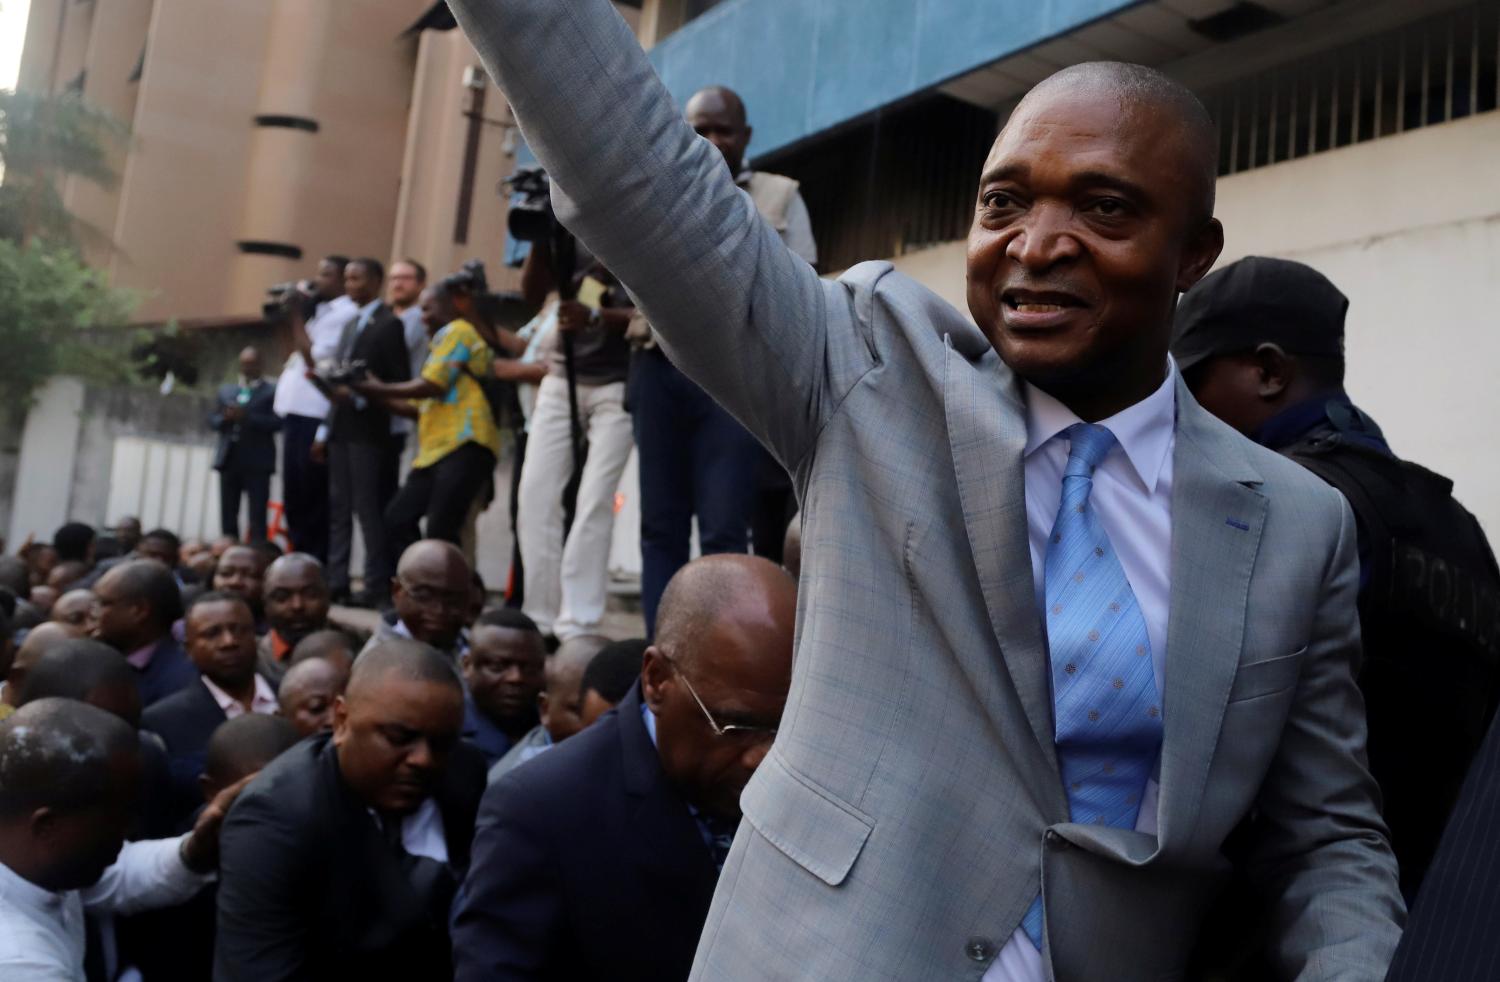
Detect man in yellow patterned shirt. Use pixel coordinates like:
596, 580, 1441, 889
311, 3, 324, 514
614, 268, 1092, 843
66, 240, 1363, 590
353, 284, 500, 563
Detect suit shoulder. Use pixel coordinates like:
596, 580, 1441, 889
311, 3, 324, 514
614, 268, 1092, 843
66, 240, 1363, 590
1188, 406, 1352, 529
834, 261, 985, 353
484, 715, 617, 822
141, 679, 213, 734
231, 739, 327, 828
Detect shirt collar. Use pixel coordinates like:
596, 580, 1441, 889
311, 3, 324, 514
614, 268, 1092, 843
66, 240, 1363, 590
641, 699, 658, 746
0, 857, 63, 912
126, 642, 157, 670
200, 674, 278, 717
1023, 357, 1178, 495
357, 299, 381, 322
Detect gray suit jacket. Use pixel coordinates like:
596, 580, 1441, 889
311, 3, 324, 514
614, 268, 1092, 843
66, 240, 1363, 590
450, 1, 1404, 979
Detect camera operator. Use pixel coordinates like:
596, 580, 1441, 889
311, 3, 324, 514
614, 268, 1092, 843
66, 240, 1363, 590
352, 281, 500, 558
272, 255, 354, 564
309, 258, 411, 608
514, 245, 635, 641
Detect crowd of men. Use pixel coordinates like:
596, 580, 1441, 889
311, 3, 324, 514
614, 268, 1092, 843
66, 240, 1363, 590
5, 0, 1500, 978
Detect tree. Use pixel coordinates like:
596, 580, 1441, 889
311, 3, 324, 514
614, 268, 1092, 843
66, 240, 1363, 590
0, 88, 128, 248
0, 238, 137, 419
0, 89, 137, 419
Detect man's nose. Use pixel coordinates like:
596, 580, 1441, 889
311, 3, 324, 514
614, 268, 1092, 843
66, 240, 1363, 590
405, 739, 436, 770
1004, 202, 1081, 271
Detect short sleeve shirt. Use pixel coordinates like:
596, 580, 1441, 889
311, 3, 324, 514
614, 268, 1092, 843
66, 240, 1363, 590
414, 318, 500, 469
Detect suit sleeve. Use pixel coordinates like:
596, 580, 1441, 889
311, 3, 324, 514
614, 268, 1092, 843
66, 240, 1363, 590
380, 318, 413, 385
451, 777, 564, 982
208, 388, 230, 431
1249, 498, 1405, 979
447, 0, 876, 470
214, 791, 316, 982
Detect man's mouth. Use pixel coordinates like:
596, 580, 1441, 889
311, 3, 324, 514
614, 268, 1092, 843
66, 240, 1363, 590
1001, 289, 1085, 311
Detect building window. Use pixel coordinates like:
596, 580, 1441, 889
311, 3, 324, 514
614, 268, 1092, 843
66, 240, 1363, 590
763, 94, 998, 272
1204, 2, 1500, 176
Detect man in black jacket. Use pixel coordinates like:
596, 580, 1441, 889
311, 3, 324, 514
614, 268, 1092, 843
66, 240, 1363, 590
211, 346, 281, 542
215, 639, 487, 981
452, 555, 796, 981
314, 258, 412, 607
143, 592, 277, 827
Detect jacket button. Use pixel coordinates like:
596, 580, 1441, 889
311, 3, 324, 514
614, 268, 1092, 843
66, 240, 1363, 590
965, 937, 996, 962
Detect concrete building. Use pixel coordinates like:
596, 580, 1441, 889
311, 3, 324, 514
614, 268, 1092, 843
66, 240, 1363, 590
639, 0, 1500, 536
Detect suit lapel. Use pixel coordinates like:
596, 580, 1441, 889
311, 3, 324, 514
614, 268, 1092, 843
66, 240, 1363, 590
1157, 382, 1267, 843
942, 338, 1058, 774
618, 687, 717, 893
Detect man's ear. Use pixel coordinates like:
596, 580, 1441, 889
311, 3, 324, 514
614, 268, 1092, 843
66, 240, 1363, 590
1176, 217, 1225, 293
536, 691, 551, 727
640, 647, 670, 711
1253, 343, 1293, 399
198, 772, 220, 802
29, 806, 57, 842
331, 694, 350, 745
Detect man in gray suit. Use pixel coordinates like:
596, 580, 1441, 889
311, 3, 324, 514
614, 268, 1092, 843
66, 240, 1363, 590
449, 2, 1404, 979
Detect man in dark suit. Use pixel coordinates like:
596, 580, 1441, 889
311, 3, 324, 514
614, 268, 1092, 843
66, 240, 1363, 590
215, 639, 488, 981
452, 555, 796, 981
211, 346, 282, 543
92, 559, 195, 707
314, 257, 412, 607
143, 592, 278, 827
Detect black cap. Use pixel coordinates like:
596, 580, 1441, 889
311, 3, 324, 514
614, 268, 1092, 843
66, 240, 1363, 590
1171, 257, 1348, 372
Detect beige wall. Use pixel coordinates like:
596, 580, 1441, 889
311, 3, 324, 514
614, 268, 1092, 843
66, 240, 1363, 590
887, 111, 1500, 538
389, 29, 521, 296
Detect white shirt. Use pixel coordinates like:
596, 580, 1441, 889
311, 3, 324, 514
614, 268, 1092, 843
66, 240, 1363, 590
273, 294, 357, 419
392, 305, 430, 436
371, 798, 449, 865
200, 674, 279, 720
984, 362, 1177, 982
0, 837, 212, 980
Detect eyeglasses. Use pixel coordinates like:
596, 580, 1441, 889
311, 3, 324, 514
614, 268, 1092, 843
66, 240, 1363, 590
397, 578, 468, 613
664, 654, 778, 741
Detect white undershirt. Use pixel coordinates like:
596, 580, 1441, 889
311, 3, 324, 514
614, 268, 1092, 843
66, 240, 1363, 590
983, 362, 1177, 982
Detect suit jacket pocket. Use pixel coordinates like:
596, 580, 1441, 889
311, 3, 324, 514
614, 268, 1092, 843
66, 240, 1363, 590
740, 750, 874, 887
1226, 647, 1306, 703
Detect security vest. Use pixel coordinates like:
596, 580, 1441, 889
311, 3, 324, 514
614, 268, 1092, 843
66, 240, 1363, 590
1283, 410, 1500, 898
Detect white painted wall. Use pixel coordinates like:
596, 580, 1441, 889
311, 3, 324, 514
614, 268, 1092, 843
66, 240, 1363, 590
885, 111, 1500, 537
7, 377, 85, 547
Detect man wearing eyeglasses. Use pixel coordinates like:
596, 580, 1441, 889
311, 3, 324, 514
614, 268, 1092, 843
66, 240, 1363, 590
361, 541, 473, 662
453, 554, 796, 982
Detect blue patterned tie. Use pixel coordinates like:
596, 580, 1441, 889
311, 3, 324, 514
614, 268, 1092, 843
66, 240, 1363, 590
1021, 423, 1163, 950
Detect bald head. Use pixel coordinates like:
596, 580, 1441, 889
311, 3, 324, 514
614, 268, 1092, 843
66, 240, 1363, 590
7, 622, 74, 705
345, 639, 462, 704
537, 635, 608, 743
686, 85, 751, 176
392, 541, 471, 652
1013, 61, 1217, 225
203, 713, 298, 797
0, 698, 139, 816
655, 554, 798, 670
278, 655, 347, 737
18, 638, 141, 728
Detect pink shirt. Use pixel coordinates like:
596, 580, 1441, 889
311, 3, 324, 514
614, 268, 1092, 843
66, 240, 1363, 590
199, 675, 278, 720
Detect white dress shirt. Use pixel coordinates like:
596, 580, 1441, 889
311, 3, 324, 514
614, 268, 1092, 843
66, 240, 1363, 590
393, 305, 429, 436
984, 362, 1178, 982
371, 798, 449, 865
0, 836, 212, 980
200, 674, 279, 720
273, 294, 357, 419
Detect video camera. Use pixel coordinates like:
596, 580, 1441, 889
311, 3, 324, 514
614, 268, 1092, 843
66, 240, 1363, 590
505, 166, 556, 244
262, 280, 319, 322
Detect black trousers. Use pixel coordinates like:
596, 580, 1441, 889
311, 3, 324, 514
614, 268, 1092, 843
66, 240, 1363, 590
328, 438, 392, 600
218, 465, 271, 541
281, 414, 328, 562
386, 442, 497, 561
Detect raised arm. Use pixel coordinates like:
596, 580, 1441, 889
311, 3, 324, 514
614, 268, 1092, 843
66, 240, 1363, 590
449, 0, 878, 468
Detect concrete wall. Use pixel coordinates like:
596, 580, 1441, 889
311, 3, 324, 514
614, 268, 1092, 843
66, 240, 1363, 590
885, 110, 1500, 538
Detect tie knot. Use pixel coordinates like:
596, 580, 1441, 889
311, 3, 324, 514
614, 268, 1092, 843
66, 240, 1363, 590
1064, 423, 1117, 477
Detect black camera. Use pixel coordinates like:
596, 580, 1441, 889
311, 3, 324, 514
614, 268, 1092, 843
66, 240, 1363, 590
504, 166, 556, 244
314, 359, 368, 386
440, 259, 490, 296
262, 280, 319, 322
